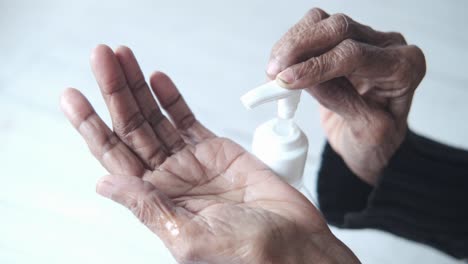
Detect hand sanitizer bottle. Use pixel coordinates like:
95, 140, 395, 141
241, 80, 311, 198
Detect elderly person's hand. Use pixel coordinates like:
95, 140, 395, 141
267, 8, 426, 184
61, 45, 359, 263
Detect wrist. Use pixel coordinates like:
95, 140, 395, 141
342, 125, 408, 185
262, 228, 360, 264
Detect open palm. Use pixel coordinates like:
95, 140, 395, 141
60, 45, 336, 263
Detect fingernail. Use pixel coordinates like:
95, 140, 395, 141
266, 59, 282, 76
277, 68, 295, 85
96, 177, 115, 198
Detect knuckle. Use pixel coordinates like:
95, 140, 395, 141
295, 60, 313, 80
331, 39, 365, 72
100, 132, 120, 157
272, 9, 330, 66
148, 108, 165, 127
306, 7, 328, 21
312, 56, 328, 79
273, 33, 305, 64
340, 39, 363, 58
392, 32, 407, 45
177, 112, 196, 131
279, 38, 298, 54
113, 111, 146, 140
130, 75, 147, 93
408, 45, 426, 78
389, 57, 414, 94
270, 42, 282, 59
381, 32, 407, 47
330, 13, 353, 38
297, 57, 324, 81
396, 45, 426, 90
273, 11, 325, 64
103, 76, 127, 95
147, 145, 167, 167
272, 31, 294, 54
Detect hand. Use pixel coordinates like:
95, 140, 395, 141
267, 8, 426, 184
60, 45, 359, 263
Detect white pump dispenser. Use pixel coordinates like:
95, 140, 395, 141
241, 80, 309, 189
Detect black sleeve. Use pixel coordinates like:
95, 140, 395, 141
317, 129, 468, 259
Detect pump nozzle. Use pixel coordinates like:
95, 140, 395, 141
240, 80, 301, 119
240, 79, 309, 191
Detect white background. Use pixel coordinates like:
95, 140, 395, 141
1, 0, 467, 263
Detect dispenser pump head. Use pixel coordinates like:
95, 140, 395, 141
240, 80, 308, 188
240, 80, 301, 119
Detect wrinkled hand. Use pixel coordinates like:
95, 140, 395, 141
61, 45, 358, 263
267, 8, 426, 184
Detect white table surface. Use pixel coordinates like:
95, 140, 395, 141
1, 0, 467, 263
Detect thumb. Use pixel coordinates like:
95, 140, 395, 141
96, 174, 185, 237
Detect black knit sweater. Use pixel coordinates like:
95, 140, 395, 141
317, 130, 468, 259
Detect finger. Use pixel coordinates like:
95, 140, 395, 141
386, 45, 426, 118
96, 174, 191, 238
268, 11, 406, 77
267, 8, 329, 78
90, 45, 167, 169
149, 71, 215, 144
60, 88, 147, 176
305, 77, 370, 122
276, 39, 399, 89
114, 46, 186, 153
